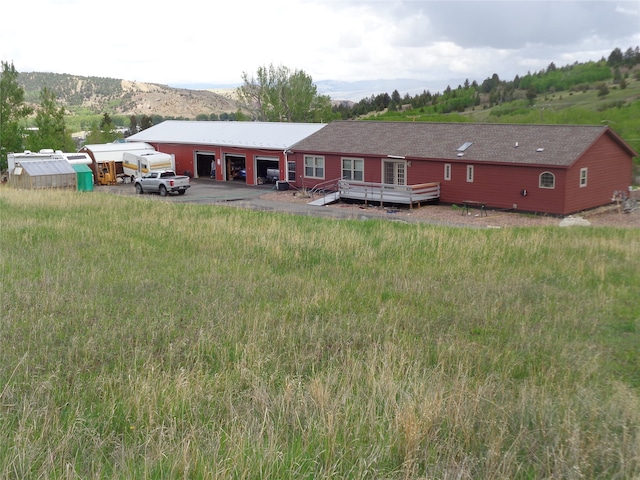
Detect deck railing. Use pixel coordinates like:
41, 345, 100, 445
308, 177, 342, 197
338, 180, 440, 208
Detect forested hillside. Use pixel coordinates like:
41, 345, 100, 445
336, 51, 639, 117
334, 48, 640, 162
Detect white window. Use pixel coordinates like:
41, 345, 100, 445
539, 172, 555, 189
287, 161, 296, 182
304, 155, 324, 179
342, 158, 363, 181
383, 161, 406, 185
444, 163, 451, 181
466, 165, 474, 183
580, 167, 588, 187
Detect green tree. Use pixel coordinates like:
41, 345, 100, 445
0, 61, 33, 169
140, 114, 153, 131
100, 113, 119, 142
84, 121, 103, 144
526, 85, 538, 105
613, 67, 622, 84
128, 114, 138, 135
25, 87, 75, 152
390, 89, 401, 111
99, 113, 112, 132
85, 113, 120, 144
237, 64, 332, 122
607, 47, 623, 67
597, 83, 610, 98
150, 114, 164, 125
234, 109, 248, 121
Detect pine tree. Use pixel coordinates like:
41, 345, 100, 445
0, 61, 33, 169
25, 87, 74, 152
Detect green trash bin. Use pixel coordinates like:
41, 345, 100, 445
73, 164, 94, 192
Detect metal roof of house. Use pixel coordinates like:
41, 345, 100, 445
16, 159, 76, 175
290, 122, 634, 167
126, 120, 327, 150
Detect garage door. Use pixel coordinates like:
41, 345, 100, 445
256, 156, 279, 183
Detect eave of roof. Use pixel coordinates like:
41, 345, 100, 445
80, 142, 154, 153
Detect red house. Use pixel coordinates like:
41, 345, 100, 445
288, 122, 637, 215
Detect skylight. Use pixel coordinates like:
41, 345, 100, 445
457, 141, 473, 152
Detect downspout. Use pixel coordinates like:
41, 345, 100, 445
283, 148, 290, 185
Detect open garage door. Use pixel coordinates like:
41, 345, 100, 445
225, 154, 246, 182
195, 151, 216, 179
255, 156, 280, 184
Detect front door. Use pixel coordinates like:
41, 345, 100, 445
383, 161, 406, 185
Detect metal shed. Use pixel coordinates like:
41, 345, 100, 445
10, 159, 77, 190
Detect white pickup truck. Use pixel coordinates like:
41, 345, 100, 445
134, 170, 190, 197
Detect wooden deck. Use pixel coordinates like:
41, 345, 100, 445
337, 180, 440, 209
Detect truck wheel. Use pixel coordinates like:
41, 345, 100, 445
178, 189, 186, 195
135, 183, 143, 194
159, 185, 168, 197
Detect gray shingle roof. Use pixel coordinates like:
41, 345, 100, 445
127, 120, 327, 150
290, 122, 623, 167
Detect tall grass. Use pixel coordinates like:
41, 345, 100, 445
1, 187, 639, 478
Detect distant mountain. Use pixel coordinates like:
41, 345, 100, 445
18, 72, 239, 118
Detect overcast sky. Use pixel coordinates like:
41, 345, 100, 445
2, 0, 639, 96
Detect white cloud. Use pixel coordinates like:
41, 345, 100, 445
616, 2, 639, 16
1, 0, 637, 95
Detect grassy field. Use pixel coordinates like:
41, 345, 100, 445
1, 188, 639, 479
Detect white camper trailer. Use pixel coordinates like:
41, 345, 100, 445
79, 142, 156, 182
122, 151, 175, 179
8, 150, 66, 171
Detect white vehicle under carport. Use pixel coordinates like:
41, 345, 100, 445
134, 170, 190, 197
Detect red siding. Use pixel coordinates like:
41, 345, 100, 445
291, 153, 569, 214
149, 142, 286, 186
291, 132, 633, 215
564, 134, 633, 214
444, 162, 568, 214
